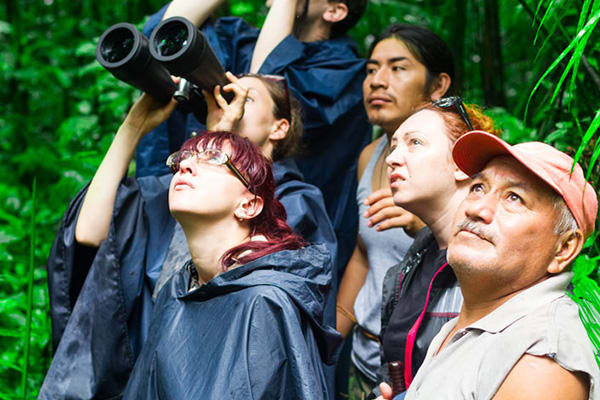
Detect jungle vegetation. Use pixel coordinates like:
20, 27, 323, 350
0, 0, 599, 397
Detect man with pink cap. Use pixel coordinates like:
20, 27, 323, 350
380, 131, 599, 399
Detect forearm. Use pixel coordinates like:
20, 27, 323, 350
75, 123, 144, 246
336, 241, 369, 337
162, 0, 224, 26
250, 0, 297, 73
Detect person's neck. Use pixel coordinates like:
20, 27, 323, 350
383, 127, 394, 142
296, 20, 331, 42
382, 121, 402, 141
454, 272, 548, 329
419, 185, 470, 250
178, 216, 251, 284
262, 142, 274, 161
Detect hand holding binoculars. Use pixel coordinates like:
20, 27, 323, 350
96, 17, 233, 117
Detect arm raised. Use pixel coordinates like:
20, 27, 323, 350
250, 0, 297, 73
75, 94, 177, 246
162, 0, 224, 26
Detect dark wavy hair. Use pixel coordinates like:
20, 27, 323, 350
177, 131, 306, 270
330, 0, 367, 37
370, 24, 456, 97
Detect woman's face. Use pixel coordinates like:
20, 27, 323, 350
168, 142, 250, 220
235, 77, 286, 152
386, 109, 458, 213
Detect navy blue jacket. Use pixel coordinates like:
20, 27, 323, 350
124, 245, 339, 399
136, 10, 371, 279
42, 161, 338, 399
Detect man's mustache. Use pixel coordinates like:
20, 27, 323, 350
455, 219, 497, 244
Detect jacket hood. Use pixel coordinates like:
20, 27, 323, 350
273, 158, 305, 186
172, 243, 341, 363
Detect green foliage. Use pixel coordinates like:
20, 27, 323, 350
523, 0, 600, 360
0, 1, 163, 396
571, 251, 600, 366
1, 0, 599, 396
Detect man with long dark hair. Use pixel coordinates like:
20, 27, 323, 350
335, 24, 457, 398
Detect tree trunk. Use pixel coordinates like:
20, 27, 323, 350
480, 0, 506, 107
6, 0, 29, 115
450, 0, 467, 95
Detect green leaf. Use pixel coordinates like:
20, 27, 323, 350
75, 42, 97, 57
587, 135, 600, 180
533, 0, 559, 45
526, 9, 600, 118
573, 108, 600, 169
0, 328, 22, 338
0, 230, 19, 244
566, 14, 599, 101
77, 100, 92, 115
0, 21, 11, 35
231, 3, 255, 15
56, 115, 100, 148
53, 68, 72, 88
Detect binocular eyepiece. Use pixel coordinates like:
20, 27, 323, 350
97, 16, 232, 113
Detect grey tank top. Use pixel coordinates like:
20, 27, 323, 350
351, 135, 414, 381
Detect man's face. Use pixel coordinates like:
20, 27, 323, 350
363, 38, 428, 134
448, 156, 563, 292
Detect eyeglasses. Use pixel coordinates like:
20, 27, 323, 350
166, 148, 250, 189
432, 96, 474, 131
241, 73, 291, 122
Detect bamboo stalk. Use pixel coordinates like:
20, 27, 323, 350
20, 178, 36, 399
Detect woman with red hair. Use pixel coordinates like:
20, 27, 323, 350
41, 76, 339, 399
120, 131, 337, 398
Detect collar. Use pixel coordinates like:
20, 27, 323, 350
466, 272, 573, 334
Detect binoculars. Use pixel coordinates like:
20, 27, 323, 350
96, 16, 232, 114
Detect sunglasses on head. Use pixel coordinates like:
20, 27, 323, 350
432, 96, 474, 131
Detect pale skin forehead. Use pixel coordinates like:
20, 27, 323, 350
390, 109, 447, 144
238, 76, 268, 96
238, 76, 277, 111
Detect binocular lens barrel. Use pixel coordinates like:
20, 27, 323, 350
96, 23, 176, 103
99, 27, 135, 63
154, 23, 189, 57
97, 16, 231, 116
149, 17, 231, 100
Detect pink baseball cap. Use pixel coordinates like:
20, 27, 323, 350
452, 130, 598, 238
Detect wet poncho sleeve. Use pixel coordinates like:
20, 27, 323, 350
41, 175, 174, 400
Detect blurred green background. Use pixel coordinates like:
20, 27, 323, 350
1, 0, 599, 397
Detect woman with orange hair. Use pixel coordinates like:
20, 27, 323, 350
374, 99, 500, 395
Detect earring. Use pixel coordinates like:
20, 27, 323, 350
235, 210, 245, 221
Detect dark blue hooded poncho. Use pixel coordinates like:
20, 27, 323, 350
40, 169, 340, 399
123, 245, 339, 399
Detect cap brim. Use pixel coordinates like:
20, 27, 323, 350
452, 131, 514, 176
452, 131, 565, 198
